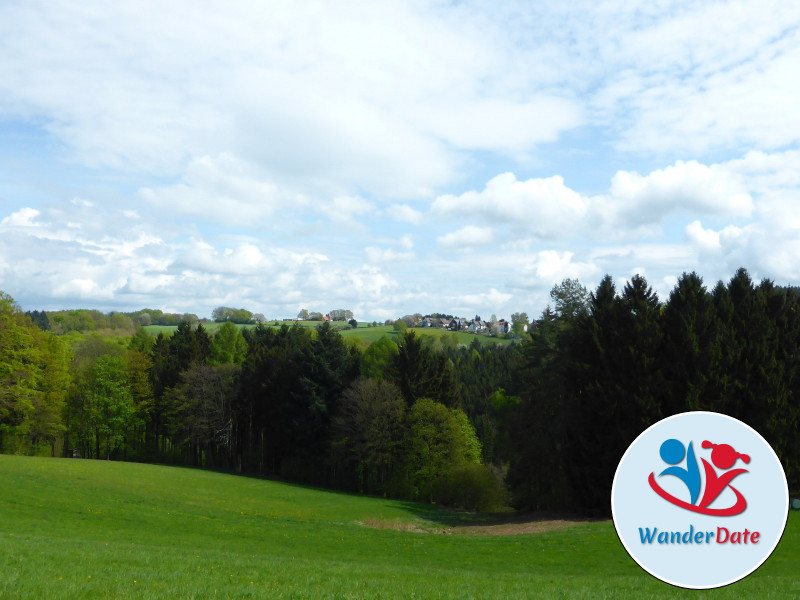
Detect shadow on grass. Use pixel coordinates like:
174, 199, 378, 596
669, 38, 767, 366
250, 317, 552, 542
123, 459, 604, 534
374, 499, 605, 533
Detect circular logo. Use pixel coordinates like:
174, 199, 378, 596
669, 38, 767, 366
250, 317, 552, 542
612, 411, 788, 589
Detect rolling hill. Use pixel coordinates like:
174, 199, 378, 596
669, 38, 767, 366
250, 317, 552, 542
0, 455, 797, 599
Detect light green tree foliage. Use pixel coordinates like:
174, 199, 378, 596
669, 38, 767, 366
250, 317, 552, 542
126, 345, 154, 451
401, 398, 481, 502
510, 312, 529, 338
129, 327, 155, 354
328, 309, 354, 321
550, 278, 590, 321
0, 292, 73, 454
47, 310, 97, 333
46, 309, 136, 333
67, 336, 134, 460
211, 321, 247, 365
212, 306, 254, 324
27, 334, 71, 454
400, 314, 423, 327
0, 293, 32, 433
108, 312, 134, 331
449, 409, 483, 462
135, 311, 153, 326
360, 336, 399, 380
0, 293, 41, 450
344, 336, 368, 356
86, 354, 137, 460
66, 337, 111, 456
439, 332, 459, 351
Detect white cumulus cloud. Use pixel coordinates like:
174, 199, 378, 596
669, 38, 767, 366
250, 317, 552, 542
607, 160, 753, 227
432, 173, 588, 239
437, 225, 494, 250
1, 207, 40, 227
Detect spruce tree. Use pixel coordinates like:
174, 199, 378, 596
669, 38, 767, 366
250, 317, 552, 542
659, 272, 719, 413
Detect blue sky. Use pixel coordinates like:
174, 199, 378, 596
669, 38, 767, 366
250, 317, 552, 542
1, 0, 799, 321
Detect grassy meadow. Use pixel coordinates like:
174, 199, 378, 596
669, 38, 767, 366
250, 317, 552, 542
1, 455, 798, 599
339, 324, 514, 346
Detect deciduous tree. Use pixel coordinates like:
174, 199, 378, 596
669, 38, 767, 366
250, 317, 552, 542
397, 398, 481, 502
330, 378, 406, 493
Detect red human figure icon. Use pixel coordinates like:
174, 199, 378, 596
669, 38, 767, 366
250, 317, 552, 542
698, 441, 750, 511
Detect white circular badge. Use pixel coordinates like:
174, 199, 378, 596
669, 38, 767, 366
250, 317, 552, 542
612, 411, 788, 589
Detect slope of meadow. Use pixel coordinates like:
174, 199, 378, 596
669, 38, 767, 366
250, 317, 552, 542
0, 455, 797, 599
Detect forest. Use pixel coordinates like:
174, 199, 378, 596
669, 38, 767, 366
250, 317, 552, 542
1, 267, 799, 515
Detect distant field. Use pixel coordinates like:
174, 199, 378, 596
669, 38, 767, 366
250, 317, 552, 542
405, 326, 514, 346
338, 325, 512, 346
339, 324, 399, 343
1, 455, 798, 599
142, 322, 258, 336
143, 322, 514, 346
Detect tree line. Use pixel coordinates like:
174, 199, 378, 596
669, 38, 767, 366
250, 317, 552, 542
142, 321, 510, 509
26, 305, 270, 333
26, 308, 202, 333
2, 266, 799, 514
1, 300, 511, 510
504, 269, 800, 514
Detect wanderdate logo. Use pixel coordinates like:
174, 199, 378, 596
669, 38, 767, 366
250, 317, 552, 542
612, 412, 788, 589
648, 438, 750, 516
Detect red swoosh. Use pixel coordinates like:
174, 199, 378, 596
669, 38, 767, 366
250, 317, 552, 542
648, 472, 747, 516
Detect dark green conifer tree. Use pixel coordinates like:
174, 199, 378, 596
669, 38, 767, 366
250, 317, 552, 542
562, 274, 662, 514
659, 272, 720, 413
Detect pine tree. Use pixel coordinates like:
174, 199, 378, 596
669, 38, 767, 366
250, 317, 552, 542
562, 274, 662, 514
505, 305, 569, 510
393, 331, 459, 407
659, 272, 720, 413
756, 280, 800, 487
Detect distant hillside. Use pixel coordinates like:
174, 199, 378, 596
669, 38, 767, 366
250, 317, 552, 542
144, 322, 515, 346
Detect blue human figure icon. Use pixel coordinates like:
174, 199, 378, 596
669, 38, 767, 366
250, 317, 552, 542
658, 439, 701, 505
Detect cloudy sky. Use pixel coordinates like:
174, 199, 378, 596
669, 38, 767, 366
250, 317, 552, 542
1, 1, 799, 321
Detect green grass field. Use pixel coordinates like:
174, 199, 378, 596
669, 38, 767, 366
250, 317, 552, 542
142, 322, 258, 336
339, 325, 512, 346
1, 456, 797, 599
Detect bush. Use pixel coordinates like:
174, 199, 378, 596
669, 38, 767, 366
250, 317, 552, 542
432, 463, 508, 512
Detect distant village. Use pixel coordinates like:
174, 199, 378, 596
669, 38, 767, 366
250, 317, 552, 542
415, 315, 514, 336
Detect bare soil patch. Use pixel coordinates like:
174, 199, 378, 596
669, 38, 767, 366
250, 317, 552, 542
447, 519, 581, 535
360, 512, 600, 536
358, 518, 436, 534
